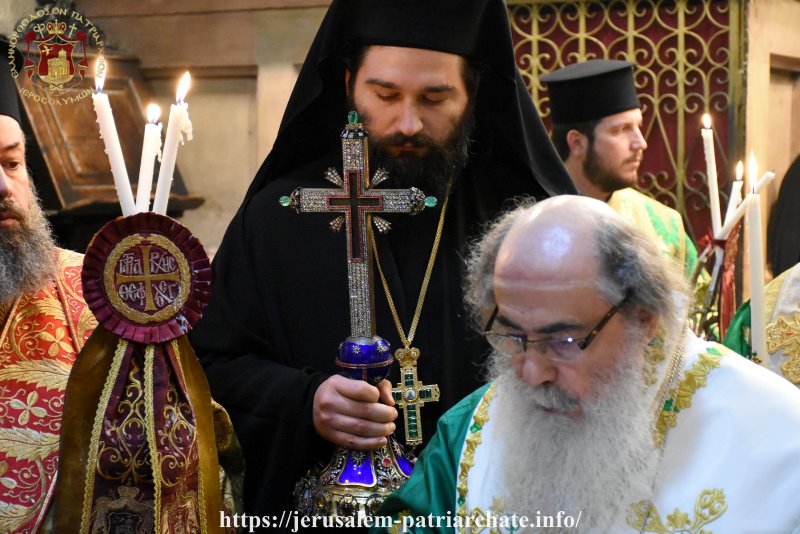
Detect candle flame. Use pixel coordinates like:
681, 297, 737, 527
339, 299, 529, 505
94, 57, 107, 93
736, 161, 744, 181
146, 103, 161, 123
176, 72, 191, 103
702, 113, 711, 129
748, 152, 758, 193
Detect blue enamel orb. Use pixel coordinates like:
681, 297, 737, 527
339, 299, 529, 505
336, 336, 393, 385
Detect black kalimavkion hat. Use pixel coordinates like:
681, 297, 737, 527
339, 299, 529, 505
542, 59, 640, 125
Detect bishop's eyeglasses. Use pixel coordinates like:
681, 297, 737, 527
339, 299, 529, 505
482, 290, 633, 362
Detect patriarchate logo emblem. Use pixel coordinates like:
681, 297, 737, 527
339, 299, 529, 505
22, 20, 88, 95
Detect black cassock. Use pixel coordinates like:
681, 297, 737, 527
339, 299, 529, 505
190, 0, 576, 519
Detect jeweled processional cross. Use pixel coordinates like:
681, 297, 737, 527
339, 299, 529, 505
282, 110, 439, 446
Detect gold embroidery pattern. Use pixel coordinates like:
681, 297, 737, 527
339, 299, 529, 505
628, 488, 727, 533
0, 249, 94, 533
654, 346, 723, 448
456, 385, 496, 524
103, 235, 191, 325
143, 344, 162, 534
169, 339, 208, 534
765, 313, 800, 384
156, 341, 205, 534
56, 249, 97, 351
763, 268, 789, 324
81, 338, 129, 533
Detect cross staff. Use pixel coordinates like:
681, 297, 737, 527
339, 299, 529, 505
286, 112, 426, 337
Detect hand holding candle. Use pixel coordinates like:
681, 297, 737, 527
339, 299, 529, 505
153, 72, 193, 215
92, 57, 136, 216
701, 113, 722, 238
136, 104, 163, 212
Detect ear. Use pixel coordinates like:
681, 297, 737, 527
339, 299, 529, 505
566, 129, 587, 158
344, 69, 352, 97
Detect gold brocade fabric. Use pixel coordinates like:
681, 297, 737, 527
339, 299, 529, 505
55, 331, 232, 534
0, 249, 95, 533
628, 489, 728, 533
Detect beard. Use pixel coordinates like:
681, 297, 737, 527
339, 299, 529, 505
487, 332, 660, 532
350, 101, 475, 200
0, 189, 58, 305
583, 142, 637, 195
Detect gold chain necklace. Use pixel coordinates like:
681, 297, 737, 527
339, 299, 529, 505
371, 180, 452, 447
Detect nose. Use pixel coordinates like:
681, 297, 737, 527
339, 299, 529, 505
632, 126, 647, 152
0, 169, 9, 200
396, 101, 423, 137
514, 350, 558, 387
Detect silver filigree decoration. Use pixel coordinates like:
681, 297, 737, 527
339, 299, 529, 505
330, 216, 345, 232
371, 168, 390, 187
325, 167, 343, 187
373, 216, 391, 234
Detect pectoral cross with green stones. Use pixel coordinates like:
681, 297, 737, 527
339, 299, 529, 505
391, 348, 440, 447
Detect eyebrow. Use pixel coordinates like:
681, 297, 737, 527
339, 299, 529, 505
364, 78, 456, 94
0, 141, 22, 152
495, 314, 581, 336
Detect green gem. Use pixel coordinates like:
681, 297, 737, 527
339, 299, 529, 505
409, 429, 418, 438
348, 111, 359, 124
469, 423, 482, 433
457, 497, 465, 506
279, 196, 290, 207
424, 196, 438, 208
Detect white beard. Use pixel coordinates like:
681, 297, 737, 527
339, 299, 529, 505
488, 337, 661, 532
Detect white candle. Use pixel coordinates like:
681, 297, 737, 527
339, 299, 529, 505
747, 154, 767, 359
153, 72, 193, 215
136, 104, 163, 212
92, 58, 136, 216
723, 161, 744, 227
752, 171, 775, 195
718, 193, 754, 241
701, 114, 722, 238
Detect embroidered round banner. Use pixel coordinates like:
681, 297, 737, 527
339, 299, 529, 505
82, 212, 211, 343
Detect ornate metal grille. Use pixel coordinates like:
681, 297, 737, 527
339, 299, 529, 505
509, 0, 746, 242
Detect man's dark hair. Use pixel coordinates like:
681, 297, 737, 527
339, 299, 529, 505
343, 45, 481, 98
550, 118, 601, 161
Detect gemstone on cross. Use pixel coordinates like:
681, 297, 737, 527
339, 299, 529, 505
391, 347, 440, 447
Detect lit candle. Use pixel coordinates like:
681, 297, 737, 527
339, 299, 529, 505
153, 72, 193, 215
723, 161, 744, 227
701, 114, 722, 238
136, 104, 163, 212
92, 57, 136, 216
747, 153, 767, 359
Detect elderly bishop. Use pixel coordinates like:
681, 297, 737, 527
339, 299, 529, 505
378, 196, 800, 532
